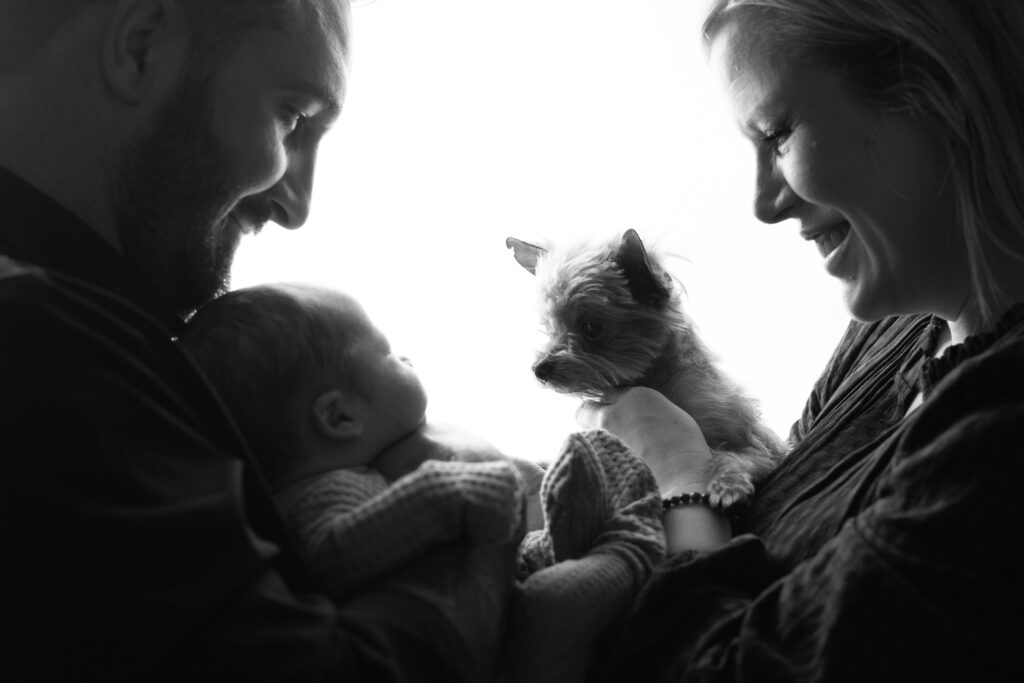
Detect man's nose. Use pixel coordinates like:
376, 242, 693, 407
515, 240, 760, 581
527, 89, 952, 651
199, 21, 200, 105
268, 150, 317, 229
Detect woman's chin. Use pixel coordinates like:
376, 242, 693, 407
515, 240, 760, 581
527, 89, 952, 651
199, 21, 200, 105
841, 283, 894, 324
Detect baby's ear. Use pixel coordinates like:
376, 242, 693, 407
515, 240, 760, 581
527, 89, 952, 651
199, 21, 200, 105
312, 389, 364, 440
505, 237, 548, 275
616, 229, 671, 307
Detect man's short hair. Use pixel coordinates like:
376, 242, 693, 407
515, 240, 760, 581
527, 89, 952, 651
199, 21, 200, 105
9, 0, 347, 64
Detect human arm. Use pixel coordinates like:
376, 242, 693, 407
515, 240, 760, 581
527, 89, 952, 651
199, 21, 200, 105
285, 460, 524, 598
0, 269, 512, 682
375, 420, 547, 531
577, 387, 732, 553
593, 341, 1024, 682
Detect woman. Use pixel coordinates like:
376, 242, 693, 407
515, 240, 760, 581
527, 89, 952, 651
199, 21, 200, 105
580, 1, 1024, 680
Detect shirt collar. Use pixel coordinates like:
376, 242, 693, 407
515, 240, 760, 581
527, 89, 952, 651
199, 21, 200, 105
0, 165, 184, 334
919, 302, 1024, 395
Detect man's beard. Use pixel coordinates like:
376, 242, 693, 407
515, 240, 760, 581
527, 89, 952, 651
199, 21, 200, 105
115, 67, 271, 317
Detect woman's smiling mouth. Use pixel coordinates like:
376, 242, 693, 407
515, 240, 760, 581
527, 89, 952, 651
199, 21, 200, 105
814, 223, 850, 259
802, 222, 851, 259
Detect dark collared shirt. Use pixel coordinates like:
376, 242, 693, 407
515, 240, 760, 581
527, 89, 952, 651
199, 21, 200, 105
0, 167, 470, 681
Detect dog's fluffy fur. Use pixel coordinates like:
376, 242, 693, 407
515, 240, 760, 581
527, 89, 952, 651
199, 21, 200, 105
507, 229, 786, 507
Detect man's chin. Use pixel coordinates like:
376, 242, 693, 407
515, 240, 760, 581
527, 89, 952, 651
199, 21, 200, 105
172, 250, 236, 316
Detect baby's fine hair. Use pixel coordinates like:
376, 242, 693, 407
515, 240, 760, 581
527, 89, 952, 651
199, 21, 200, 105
702, 0, 1024, 327
179, 283, 368, 485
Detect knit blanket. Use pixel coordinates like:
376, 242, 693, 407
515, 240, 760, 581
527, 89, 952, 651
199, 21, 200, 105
281, 429, 665, 682
502, 429, 665, 683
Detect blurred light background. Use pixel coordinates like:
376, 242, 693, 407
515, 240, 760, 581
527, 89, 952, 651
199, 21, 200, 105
231, 0, 851, 462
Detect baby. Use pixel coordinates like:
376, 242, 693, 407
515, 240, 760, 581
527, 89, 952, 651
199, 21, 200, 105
180, 283, 665, 682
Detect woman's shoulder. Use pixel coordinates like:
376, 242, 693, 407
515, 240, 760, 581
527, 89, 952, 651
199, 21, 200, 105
890, 310, 1024, 507
906, 309, 1024, 445
918, 303, 1024, 395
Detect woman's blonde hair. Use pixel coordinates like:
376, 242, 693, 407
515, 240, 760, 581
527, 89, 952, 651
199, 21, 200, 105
703, 0, 1024, 327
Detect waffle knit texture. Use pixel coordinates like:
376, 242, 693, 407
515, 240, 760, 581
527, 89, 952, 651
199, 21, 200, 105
280, 459, 524, 599
279, 430, 664, 682
503, 429, 666, 683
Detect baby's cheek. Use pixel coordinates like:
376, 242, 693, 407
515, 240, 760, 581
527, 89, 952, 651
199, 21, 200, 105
408, 371, 429, 424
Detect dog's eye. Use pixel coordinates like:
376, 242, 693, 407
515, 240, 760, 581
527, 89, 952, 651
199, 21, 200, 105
579, 319, 603, 340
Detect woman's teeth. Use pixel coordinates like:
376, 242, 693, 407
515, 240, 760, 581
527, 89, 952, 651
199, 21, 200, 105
816, 224, 850, 258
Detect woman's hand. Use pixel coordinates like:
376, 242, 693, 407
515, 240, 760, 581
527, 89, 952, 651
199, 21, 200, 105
576, 387, 713, 497
579, 387, 730, 554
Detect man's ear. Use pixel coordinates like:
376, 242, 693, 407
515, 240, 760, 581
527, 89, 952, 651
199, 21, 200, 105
505, 237, 548, 275
101, 0, 187, 104
311, 389, 365, 440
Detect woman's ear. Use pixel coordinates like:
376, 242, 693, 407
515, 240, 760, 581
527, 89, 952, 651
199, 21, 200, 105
311, 389, 365, 440
101, 0, 187, 104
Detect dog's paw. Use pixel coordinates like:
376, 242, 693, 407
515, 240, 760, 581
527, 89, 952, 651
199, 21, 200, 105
704, 450, 758, 509
706, 475, 754, 509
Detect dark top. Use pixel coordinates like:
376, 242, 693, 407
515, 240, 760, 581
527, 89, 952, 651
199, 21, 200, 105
0, 167, 477, 682
598, 305, 1024, 681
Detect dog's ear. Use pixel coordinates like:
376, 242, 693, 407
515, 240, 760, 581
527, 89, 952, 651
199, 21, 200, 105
616, 229, 671, 307
505, 237, 547, 275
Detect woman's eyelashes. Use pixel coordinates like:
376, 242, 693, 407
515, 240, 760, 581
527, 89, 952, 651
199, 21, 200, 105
761, 122, 792, 152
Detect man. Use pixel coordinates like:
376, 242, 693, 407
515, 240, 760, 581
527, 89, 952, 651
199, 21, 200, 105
0, 1, 518, 680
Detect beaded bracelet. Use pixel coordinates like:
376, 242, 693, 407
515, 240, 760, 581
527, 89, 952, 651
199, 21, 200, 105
661, 491, 715, 511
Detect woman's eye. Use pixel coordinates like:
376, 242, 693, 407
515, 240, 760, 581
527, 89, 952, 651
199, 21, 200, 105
762, 126, 791, 151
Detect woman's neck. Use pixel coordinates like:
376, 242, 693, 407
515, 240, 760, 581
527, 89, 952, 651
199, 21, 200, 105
948, 255, 1024, 344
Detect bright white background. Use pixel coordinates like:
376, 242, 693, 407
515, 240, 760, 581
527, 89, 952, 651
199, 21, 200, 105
231, 0, 851, 462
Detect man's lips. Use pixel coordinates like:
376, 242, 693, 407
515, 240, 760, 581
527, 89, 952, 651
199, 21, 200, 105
802, 222, 851, 259
230, 211, 268, 236
229, 214, 257, 235
231, 199, 273, 235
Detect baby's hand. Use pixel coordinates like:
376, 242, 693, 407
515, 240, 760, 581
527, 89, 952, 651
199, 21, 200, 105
410, 459, 525, 545
456, 460, 525, 544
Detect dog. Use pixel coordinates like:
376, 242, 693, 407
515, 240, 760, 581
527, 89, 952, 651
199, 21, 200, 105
506, 229, 785, 508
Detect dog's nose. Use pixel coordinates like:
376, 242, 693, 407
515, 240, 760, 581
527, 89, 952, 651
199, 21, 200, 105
533, 358, 555, 382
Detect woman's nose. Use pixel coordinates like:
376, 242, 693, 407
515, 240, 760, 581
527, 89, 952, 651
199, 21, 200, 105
752, 150, 796, 224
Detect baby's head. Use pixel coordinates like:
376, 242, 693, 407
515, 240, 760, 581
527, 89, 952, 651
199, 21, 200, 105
180, 283, 427, 490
